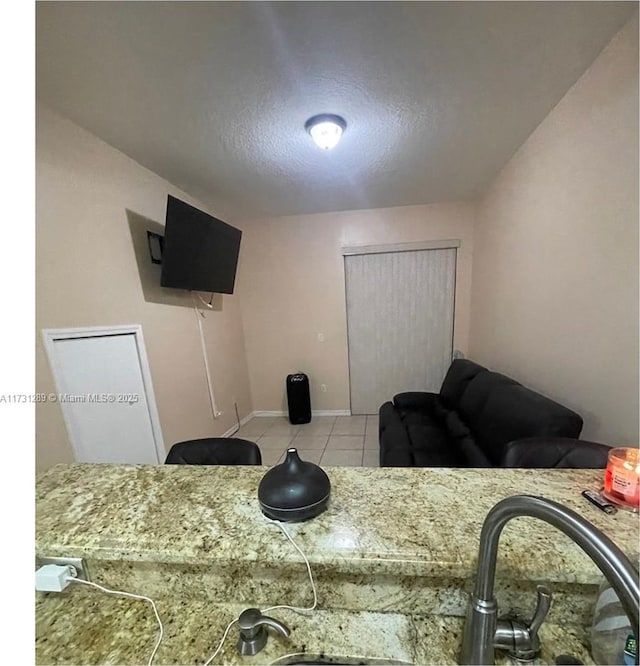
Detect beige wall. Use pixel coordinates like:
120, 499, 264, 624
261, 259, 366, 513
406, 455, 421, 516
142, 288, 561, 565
36, 105, 252, 473
238, 204, 475, 412
37, 12, 638, 459
469, 15, 639, 445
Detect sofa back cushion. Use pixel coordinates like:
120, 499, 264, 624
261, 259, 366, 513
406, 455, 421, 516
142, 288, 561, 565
472, 384, 584, 465
457, 371, 518, 426
439, 359, 487, 409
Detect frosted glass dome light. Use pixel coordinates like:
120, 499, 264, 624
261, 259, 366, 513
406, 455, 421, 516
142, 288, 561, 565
305, 114, 346, 150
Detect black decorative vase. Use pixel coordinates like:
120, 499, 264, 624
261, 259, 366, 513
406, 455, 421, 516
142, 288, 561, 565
258, 448, 331, 522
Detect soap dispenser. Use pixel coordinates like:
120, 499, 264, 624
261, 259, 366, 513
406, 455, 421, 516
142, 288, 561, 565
258, 448, 331, 522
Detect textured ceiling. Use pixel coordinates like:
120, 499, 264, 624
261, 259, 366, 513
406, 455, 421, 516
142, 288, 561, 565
36, 2, 635, 219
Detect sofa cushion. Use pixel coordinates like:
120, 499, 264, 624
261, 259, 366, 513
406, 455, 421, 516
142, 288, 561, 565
457, 371, 518, 428
393, 392, 450, 426
409, 425, 461, 466
439, 359, 486, 409
443, 411, 493, 466
380, 422, 460, 467
393, 391, 440, 411
445, 410, 471, 438
401, 410, 443, 429
474, 384, 584, 465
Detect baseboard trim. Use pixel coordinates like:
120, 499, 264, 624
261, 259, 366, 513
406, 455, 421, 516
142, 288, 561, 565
251, 410, 352, 418
224, 409, 358, 437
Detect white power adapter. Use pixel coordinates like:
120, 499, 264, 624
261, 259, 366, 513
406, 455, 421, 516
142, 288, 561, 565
35, 564, 76, 592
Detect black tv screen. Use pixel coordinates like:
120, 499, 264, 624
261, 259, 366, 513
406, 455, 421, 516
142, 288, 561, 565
160, 195, 242, 294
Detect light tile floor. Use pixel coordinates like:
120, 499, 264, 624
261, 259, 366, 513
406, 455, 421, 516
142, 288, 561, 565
235, 415, 380, 467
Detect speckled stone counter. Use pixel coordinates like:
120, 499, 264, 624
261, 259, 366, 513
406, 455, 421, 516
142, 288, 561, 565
36, 464, 638, 580
36, 586, 596, 665
36, 463, 638, 665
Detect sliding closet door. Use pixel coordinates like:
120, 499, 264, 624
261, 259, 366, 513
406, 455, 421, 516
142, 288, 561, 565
344, 248, 456, 414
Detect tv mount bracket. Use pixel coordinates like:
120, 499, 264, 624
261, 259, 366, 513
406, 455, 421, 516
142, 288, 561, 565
147, 231, 164, 265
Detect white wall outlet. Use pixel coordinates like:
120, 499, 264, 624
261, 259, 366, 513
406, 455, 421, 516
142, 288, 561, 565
320, 384, 328, 392
36, 556, 88, 582
317, 332, 325, 343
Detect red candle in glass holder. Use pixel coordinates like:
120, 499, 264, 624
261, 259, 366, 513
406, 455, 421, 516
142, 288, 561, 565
603, 447, 640, 510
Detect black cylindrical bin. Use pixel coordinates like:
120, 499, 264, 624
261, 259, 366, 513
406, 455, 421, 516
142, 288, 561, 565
286, 372, 311, 424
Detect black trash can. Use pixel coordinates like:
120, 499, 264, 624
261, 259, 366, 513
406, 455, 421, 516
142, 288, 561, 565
286, 372, 311, 424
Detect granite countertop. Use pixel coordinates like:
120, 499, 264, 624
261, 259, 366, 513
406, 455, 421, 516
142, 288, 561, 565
36, 463, 639, 584
36, 585, 595, 666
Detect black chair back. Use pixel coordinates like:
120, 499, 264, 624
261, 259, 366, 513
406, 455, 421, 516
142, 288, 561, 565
165, 437, 262, 465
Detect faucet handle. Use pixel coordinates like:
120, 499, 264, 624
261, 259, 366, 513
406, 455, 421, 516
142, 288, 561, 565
494, 585, 553, 661
529, 585, 553, 638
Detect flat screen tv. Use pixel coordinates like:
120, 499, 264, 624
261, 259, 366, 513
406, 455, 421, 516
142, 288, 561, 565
160, 195, 242, 294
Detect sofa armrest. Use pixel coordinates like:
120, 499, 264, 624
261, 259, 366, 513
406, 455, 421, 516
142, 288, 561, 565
393, 391, 440, 411
379, 423, 414, 467
379, 400, 402, 435
500, 437, 610, 469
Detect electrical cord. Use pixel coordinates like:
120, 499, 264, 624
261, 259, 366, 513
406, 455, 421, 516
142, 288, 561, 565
228, 401, 241, 437
262, 518, 318, 613
68, 578, 163, 666
191, 294, 220, 420
193, 291, 215, 309
201, 518, 317, 665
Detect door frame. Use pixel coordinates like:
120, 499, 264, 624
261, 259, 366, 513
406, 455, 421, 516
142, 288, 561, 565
342, 238, 460, 257
41, 324, 165, 464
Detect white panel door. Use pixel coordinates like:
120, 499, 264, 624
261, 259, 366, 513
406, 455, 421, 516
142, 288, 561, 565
345, 248, 456, 414
46, 331, 162, 464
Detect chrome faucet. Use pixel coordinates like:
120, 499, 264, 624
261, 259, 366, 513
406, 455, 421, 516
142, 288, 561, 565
460, 495, 639, 665
237, 607, 291, 656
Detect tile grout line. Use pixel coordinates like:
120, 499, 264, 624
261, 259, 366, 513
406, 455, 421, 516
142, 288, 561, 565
323, 433, 330, 464
251, 416, 372, 467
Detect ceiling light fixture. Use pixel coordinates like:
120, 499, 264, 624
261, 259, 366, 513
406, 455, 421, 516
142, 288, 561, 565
305, 114, 346, 150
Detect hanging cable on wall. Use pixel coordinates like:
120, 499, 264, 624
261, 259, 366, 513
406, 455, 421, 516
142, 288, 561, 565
195, 292, 215, 309
192, 292, 221, 420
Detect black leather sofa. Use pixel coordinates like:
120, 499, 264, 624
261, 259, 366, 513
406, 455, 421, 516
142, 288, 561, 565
378, 359, 608, 468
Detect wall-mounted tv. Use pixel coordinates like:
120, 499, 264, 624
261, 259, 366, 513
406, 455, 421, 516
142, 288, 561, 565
160, 195, 242, 294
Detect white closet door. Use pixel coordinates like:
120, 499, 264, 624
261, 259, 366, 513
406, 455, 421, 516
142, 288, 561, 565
45, 330, 163, 464
345, 248, 456, 414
